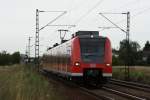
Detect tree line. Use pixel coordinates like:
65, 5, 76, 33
0, 40, 149, 66
113, 40, 150, 66
0, 51, 20, 65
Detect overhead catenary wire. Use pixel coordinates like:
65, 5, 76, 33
38, 0, 86, 42
99, 6, 150, 32
99, 13, 127, 33
46, 0, 105, 45
69, 0, 104, 29
29, 0, 146, 33
112, 0, 141, 12
47, 0, 88, 31
39, 11, 67, 31
116, 6, 150, 24
132, 7, 150, 18
29, 0, 150, 57
97, 0, 150, 32
33, 0, 140, 36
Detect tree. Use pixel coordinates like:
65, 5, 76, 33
143, 41, 150, 65
143, 41, 150, 51
119, 39, 141, 66
0, 51, 21, 65
12, 52, 20, 64
112, 49, 121, 65
0, 51, 11, 65
147, 55, 150, 65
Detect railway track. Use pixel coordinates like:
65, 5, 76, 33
41, 70, 113, 100
41, 70, 149, 100
103, 79, 150, 100
79, 87, 114, 100
110, 79, 150, 92
102, 86, 146, 100
79, 84, 147, 100
80, 85, 147, 100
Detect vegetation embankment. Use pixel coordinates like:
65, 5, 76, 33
112, 40, 150, 84
113, 66, 150, 84
0, 65, 63, 100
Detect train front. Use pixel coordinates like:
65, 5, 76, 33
71, 31, 112, 84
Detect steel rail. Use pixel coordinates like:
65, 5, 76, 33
102, 86, 146, 100
79, 87, 114, 100
110, 79, 150, 92
111, 79, 150, 88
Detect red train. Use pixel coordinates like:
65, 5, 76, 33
41, 31, 112, 84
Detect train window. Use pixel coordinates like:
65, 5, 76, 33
80, 38, 105, 63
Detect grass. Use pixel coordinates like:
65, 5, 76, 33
0, 64, 64, 100
113, 66, 150, 84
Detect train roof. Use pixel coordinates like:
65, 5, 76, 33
47, 31, 108, 50
75, 31, 99, 38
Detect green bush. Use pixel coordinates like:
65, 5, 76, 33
113, 67, 150, 84
0, 51, 20, 65
130, 71, 144, 81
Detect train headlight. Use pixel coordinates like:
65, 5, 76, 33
91, 35, 94, 38
74, 62, 80, 67
106, 63, 111, 67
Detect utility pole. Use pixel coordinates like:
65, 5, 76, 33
98, 12, 130, 80
58, 29, 68, 43
25, 45, 28, 64
35, 9, 39, 71
126, 12, 130, 80
28, 37, 32, 63
35, 9, 68, 72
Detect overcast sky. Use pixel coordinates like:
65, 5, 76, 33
0, 0, 150, 56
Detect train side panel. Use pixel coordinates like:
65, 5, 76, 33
42, 40, 72, 77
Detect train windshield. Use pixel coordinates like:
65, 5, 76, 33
80, 38, 105, 63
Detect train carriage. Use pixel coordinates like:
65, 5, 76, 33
41, 31, 112, 84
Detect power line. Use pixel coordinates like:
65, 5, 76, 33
132, 7, 150, 18
116, 6, 150, 24
99, 13, 127, 33
99, 6, 150, 32
67, 0, 87, 13
39, 11, 67, 31
39, 10, 72, 13
97, 0, 149, 32
112, 0, 141, 12
49, 0, 88, 34
48, 25, 75, 27
70, 0, 104, 28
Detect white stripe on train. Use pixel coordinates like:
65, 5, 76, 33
43, 67, 111, 77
